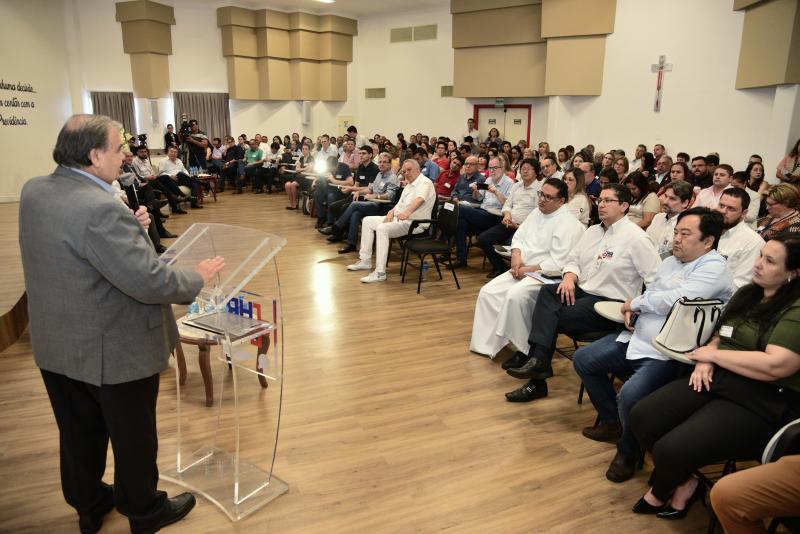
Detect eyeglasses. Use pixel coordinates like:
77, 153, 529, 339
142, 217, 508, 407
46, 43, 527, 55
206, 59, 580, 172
537, 191, 560, 201
597, 198, 622, 205
488, 166, 501, 171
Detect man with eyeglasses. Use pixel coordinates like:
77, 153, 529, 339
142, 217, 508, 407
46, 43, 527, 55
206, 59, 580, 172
450, 156, 485, 202
504, 183, 661, 402
450, 157, 514, 269
470, 178, 585, 358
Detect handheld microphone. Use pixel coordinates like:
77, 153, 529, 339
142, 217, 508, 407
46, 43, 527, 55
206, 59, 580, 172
119, 172, 140, 211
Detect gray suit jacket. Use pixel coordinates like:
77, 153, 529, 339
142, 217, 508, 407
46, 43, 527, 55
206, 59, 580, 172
19, 166, 204, 386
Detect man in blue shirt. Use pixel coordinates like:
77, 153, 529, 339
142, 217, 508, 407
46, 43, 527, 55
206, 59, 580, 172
450, 155, 484, 202
415, 148, 440, 182
573, 207, 734, 483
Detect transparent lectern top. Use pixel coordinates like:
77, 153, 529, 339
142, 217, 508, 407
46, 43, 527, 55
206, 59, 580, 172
160, 223, 286, 306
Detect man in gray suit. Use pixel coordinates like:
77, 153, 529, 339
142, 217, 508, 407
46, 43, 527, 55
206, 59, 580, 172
19, 115, 225, 534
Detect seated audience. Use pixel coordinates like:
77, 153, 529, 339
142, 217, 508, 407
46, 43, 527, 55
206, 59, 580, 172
647, 181, 693, 258
432, 141, 450, 172
346, 159, 435, 283
156, 146, 202, 209
574, 208, 733, 483
776, 138, 800, 184
207, 137, 225, 174
731, 171, 761, 229
219, 136, 244, 193
504, 184, 660, 402
470, 178, 585, 358
450, 156, 485, 202
131, 146, 187, 214
716, 188, 765, 288
314, 156, 353, 229
629, 233, 800, 521
691, 155, 712, 189
653, 155, 673, 184
693, 164, 734, 209
479, 158, 544, 278
320, 146, 381, 235
415, 147, 441, 181
624, 172, 660, 229
339, 138, 359, 172
614, 156, 629, 181
564, 167, 591, 226
435, 156, 464, 199
580, 162, 601, 198
757, 183, 800, 241
451, 157, 515, 269
326, 152, 399, 253
240, 139, 265, 194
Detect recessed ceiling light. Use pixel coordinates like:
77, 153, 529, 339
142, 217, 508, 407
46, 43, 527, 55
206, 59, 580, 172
315, 0, 335, 3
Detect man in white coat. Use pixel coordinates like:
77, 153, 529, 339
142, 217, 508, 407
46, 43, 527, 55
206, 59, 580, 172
470, 178, 585, 359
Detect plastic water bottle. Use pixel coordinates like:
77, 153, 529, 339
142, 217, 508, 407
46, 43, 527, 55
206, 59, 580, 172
421, 262, 429, 281
187, 300, 200, 316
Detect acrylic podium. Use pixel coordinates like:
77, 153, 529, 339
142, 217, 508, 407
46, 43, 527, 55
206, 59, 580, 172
158, 223, 288, 521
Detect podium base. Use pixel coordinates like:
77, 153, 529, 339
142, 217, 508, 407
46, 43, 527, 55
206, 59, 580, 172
161, 446, 288, 522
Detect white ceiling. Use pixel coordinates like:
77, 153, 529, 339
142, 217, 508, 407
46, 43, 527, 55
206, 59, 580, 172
205, 0, 449, 18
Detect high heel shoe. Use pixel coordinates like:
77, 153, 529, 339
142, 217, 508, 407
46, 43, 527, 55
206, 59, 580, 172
632, 496, 665, 514
656, 481, 706, 520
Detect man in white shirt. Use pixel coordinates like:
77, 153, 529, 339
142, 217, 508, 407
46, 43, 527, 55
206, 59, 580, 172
541, 157, 563, 181
451, 157, 515, 268
347, 159, 435, 283
460, 118, 480, 145
647, 181, 693, 258
480, 158, 544, 276
653, 155, 672, 184
315, 134, 339, 160
156, 146, 202, 209
630, 144, 646, 172
470, 178, 585, 358
693, 164, 734, 209
716, 188, 765, 288
574, 207, 733, 482
505, 184, 661, 402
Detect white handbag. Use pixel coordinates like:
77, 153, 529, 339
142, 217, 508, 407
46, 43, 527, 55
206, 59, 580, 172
651, 297, 724, 364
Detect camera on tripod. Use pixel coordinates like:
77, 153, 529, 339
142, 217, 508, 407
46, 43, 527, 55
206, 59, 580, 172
137, 133, 148, 147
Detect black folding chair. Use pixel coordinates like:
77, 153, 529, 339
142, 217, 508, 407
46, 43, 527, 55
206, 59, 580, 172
400, 201, 461, 294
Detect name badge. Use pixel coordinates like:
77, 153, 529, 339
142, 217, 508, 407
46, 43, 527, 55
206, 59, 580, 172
719, 325, 733, 338
444, 182, 451, 188
359, 175, 365, 180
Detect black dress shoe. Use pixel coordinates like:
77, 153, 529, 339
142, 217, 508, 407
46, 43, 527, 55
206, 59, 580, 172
505, 380, 548, 402
159, 231, 178, 239
605, 450, 637, 483
151, 199, 169, 210
447, 260, 468, 270
506, 356, 553, 379
318, 226, 334, 235
501, 351, 530, 370
130, 492, 196, 534
582, 422, 622, 443
314, 219, 325, 229
656, 481, 706, 520
190, 202, 203, 209
173, 208, 188, 215
338, 244, 357, 254
79, 485, 115, 534
155, 244, 167, 254
327, 234, 343, 243
632, 496, 665, 515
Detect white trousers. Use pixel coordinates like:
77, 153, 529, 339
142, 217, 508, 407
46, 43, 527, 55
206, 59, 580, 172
469, 272, 543, 358
359, 216, 411, 274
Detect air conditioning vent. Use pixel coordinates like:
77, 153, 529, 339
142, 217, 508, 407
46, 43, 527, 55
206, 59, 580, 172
413, 24, 437, 41
441, 85, 454, 97
390, 27, 413, 43
365, 88, 386, 99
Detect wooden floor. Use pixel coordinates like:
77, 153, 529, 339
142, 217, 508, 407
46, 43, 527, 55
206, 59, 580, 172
0, 191, 708, 533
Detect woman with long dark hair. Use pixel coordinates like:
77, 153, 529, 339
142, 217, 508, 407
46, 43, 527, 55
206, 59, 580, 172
624, 171, 660, 230
629, 233, 800, 521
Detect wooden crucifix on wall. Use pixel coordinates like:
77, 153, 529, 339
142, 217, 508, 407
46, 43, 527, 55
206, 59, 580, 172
651, 54, 673, 112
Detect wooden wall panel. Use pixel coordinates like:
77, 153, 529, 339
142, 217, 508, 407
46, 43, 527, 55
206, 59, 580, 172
115, 0, 175, 24
452, 4, 542, 48
120, 20, 172, 54
541, 0, 616, 38
319, 15, 358, 35
258, 28, 291, 59
289, 12, 321, 32
216, 6, 255, 28
129, 52, 170, 98
221, 25, 258, 58
227, 57, 260, 100
733, 0, 767, 10
736, 0, 800, 88
319, 61, 347, 101
290, 60, 320, 100
450, 0, 539, 14
255, 9, 290, 30
454, 43, 546, 97
319, 32, 353, 62
262, 58, 293, 100
290, 30, 321, 60
544, 36, 605, 95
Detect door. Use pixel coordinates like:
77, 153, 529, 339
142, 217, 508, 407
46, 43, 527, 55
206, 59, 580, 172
474, 105, 531, 146
503, 108, 529, 146
477, 108, 505, 144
